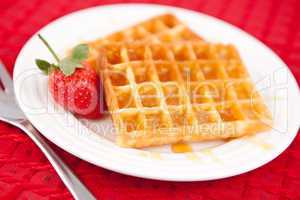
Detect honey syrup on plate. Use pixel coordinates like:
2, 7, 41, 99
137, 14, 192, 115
171, 142, 193, 153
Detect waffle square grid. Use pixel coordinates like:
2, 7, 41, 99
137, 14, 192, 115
97, 42, 272, 147
86, 14, 272, 147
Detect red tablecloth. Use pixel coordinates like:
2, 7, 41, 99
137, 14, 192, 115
0, 0, 300, 199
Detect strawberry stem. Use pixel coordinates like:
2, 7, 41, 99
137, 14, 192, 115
38, 34, 60, 63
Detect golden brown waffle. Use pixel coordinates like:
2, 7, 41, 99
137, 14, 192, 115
87, 14, 202, 68
98, 42, 272, 148
94, 14, 201, 43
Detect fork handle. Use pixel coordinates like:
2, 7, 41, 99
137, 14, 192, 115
17, 120, 97, 200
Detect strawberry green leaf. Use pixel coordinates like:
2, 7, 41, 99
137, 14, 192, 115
35, 59, 51, 74
37, 35, 88, 76
71, 44, 89, 61
58, 58, 80, 76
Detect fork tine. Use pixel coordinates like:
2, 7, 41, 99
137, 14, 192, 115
0, 80, 4, 90
0, 60, 14, 94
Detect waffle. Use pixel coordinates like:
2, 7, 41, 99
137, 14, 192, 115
87, 14, 202, 68
93, 14, 201, 43
97, 42, 272, 148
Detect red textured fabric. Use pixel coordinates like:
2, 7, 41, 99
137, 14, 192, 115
0, 0, 300, 199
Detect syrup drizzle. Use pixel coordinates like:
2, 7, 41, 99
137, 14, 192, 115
171, 142, 193, 153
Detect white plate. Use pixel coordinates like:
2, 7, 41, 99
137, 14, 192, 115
13, 3, 300, 181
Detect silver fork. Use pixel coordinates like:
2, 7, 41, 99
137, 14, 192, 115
0, 61, 96, 200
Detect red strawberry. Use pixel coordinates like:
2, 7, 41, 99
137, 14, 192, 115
35, 34, 102, 119
49, 63, 101, 119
